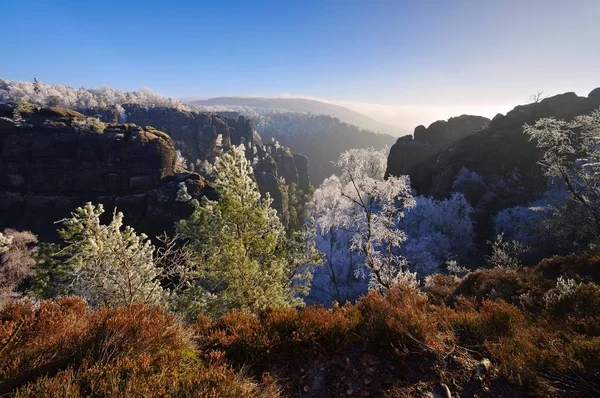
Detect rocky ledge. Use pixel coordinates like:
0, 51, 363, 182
0, 104, 216, 241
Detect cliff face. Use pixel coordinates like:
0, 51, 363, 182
386, 91, 600, 198
0, 104, 216, 241
385, 88, 600, 247
425, 90, 600, 199
384, 115, 490, 186
82, 104, 312, 212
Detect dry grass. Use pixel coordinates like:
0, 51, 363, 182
1, 252, 600, 397
0, 298, 278, 397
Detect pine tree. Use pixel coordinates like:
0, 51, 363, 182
176, 145, 319, 317
56, 203, 164, 307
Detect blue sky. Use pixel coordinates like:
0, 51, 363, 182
1, 0, 599, 126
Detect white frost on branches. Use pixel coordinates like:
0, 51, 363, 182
57, 203, 164, 307
310, 147, 415, 293
524, 109, 600, 239
0, 78, 191, 111
401, 193, 475, 276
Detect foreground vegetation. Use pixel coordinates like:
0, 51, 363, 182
0, 253, 598, 397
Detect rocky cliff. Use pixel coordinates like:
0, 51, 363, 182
0, 104, 216, 241
385, 115, 489, 185
81, 104, 311, 212
420, 89, 600, 199
386, 88, 600, 247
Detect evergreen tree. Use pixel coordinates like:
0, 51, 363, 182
55, 203, 164, 307
176, 145, 320, 318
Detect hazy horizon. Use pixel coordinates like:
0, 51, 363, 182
182, 87, 596, 132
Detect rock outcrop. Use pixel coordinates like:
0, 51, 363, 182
386, 90, 600, 198
413, 115, 490, 146
385, 115, 490, 185
81, 104, 311, 212
0, 104, 216, 241
426, 89, 600, 200
385, 88, 600, 247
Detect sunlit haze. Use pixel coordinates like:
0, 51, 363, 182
2, 0, 599, 130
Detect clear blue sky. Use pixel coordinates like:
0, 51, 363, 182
1, 0, 599, 124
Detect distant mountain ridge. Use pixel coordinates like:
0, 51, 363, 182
192, 96, 399, 134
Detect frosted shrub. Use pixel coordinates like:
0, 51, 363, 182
446, 259, 469, 278
452, 167, 487, 203
401, 193, 475, 276
543, 276, 580, 309
392, 269, 422, 295
0, 232, 13, 254
524, 108, 600, 244
493, 185, 568, 252
0, 230, 38, 304
175, 149, 189, 171
57, 203, 164, 307
175, 182, 192, 202
72, 117, 105, 133
487, 233, 529, 269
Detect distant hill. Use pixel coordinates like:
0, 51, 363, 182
192, 96, 399, 134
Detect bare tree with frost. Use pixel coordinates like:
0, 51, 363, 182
310, 147, 415, 292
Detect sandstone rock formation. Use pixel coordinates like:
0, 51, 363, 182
385, 88, 600, 247
426, 89, 600, 200
386, 90, 600, 198
81, 104, 311, 212
385, 115, 490, 186
0, 104, 216, 241
413, 115, 490, 146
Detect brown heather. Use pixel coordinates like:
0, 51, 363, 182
1, 253, 600, 397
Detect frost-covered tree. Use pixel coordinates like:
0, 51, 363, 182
0, 78, 192, 111
56, 203, 164, 307
310, 147, 415, 292
487, 233, 529, 269
493, 184, 569, 254
308, 176, 368, 304
174, 149, 189, 171
451, 167, 488, 204
176, 145, 319, 317
401, 193, 475, 275
308, 227, 367, 305
524, 108, 600, 245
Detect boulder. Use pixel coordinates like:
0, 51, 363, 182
432, 383, 452, 398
